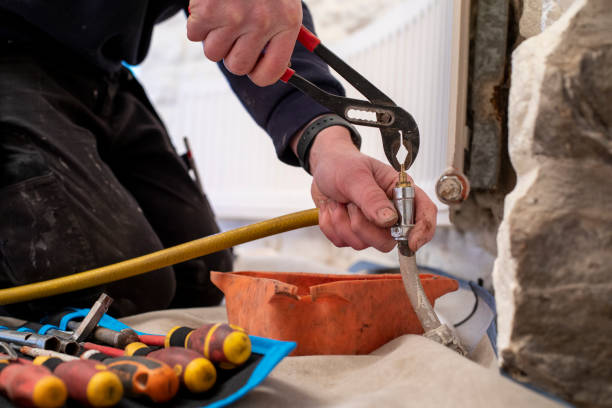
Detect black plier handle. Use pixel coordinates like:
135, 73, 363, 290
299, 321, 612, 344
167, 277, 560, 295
280, 25, 420, 171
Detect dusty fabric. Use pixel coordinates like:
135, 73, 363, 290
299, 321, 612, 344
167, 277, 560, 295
122, 307, 561, 408
0, 52, 231, 318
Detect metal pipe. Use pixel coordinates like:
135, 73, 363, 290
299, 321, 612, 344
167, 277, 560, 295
0, 330, 60, 351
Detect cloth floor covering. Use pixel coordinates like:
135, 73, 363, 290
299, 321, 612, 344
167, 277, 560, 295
121, 307, 562, 408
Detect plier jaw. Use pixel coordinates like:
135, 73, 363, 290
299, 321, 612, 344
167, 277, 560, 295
380, 122, 419, 172
281, 26, 420, 172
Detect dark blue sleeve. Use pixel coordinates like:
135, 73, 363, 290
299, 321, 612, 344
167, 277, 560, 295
217, 3, 345, 166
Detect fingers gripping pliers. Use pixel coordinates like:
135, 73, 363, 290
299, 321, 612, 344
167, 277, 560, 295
280, 26, 420, 171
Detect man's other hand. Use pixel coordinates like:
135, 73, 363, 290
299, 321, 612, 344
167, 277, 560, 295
304, 126, 437, 253
187, 0, 302, 86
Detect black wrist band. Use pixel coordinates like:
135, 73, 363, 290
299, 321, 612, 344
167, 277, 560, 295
297, 114, 361, 174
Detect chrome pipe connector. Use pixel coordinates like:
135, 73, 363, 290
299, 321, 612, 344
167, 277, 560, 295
391, 184, 415, 241
390, 167, 415, 257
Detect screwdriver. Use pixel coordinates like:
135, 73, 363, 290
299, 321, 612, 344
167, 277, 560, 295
165, 323, 251, 369
83, 342, 217, 393
126, 342, 216, 393
0, 359, 67, 408
81, 352, 179, 403
32, 356, 123, 407
21, 346, 179, 404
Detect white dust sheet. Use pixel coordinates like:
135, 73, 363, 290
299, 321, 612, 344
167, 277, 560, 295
121, 307, 561, 408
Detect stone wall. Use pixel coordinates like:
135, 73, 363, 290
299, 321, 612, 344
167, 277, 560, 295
519, 0, 578, 38
451, 0, 580, 257
493, 0, 612, 406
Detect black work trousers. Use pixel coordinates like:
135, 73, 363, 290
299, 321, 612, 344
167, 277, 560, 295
0, 49, 232, 318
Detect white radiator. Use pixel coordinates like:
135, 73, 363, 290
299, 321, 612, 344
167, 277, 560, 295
136, 0, 453, 223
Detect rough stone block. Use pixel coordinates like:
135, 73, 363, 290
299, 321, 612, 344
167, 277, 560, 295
519, 0, 579, 38
494, 0, 612, 406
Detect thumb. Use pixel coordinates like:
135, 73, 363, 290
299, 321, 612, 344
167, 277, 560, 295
342, 161, 398, 227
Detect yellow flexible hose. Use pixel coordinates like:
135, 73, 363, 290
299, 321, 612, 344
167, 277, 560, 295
0, 209, 319, 305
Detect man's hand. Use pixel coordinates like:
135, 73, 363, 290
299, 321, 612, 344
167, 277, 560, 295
187, 0, 302, 86
294, 125, 437, 253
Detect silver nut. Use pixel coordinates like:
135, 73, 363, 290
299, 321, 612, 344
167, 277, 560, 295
436, 175, 465, 205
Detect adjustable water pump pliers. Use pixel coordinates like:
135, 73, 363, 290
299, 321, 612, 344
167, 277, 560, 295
280, 25, 420, 171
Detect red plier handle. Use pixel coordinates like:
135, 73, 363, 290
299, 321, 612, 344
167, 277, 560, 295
280, 26, 420, 171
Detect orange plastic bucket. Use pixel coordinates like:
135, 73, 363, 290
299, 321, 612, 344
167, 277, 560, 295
212, 271, 458, 355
